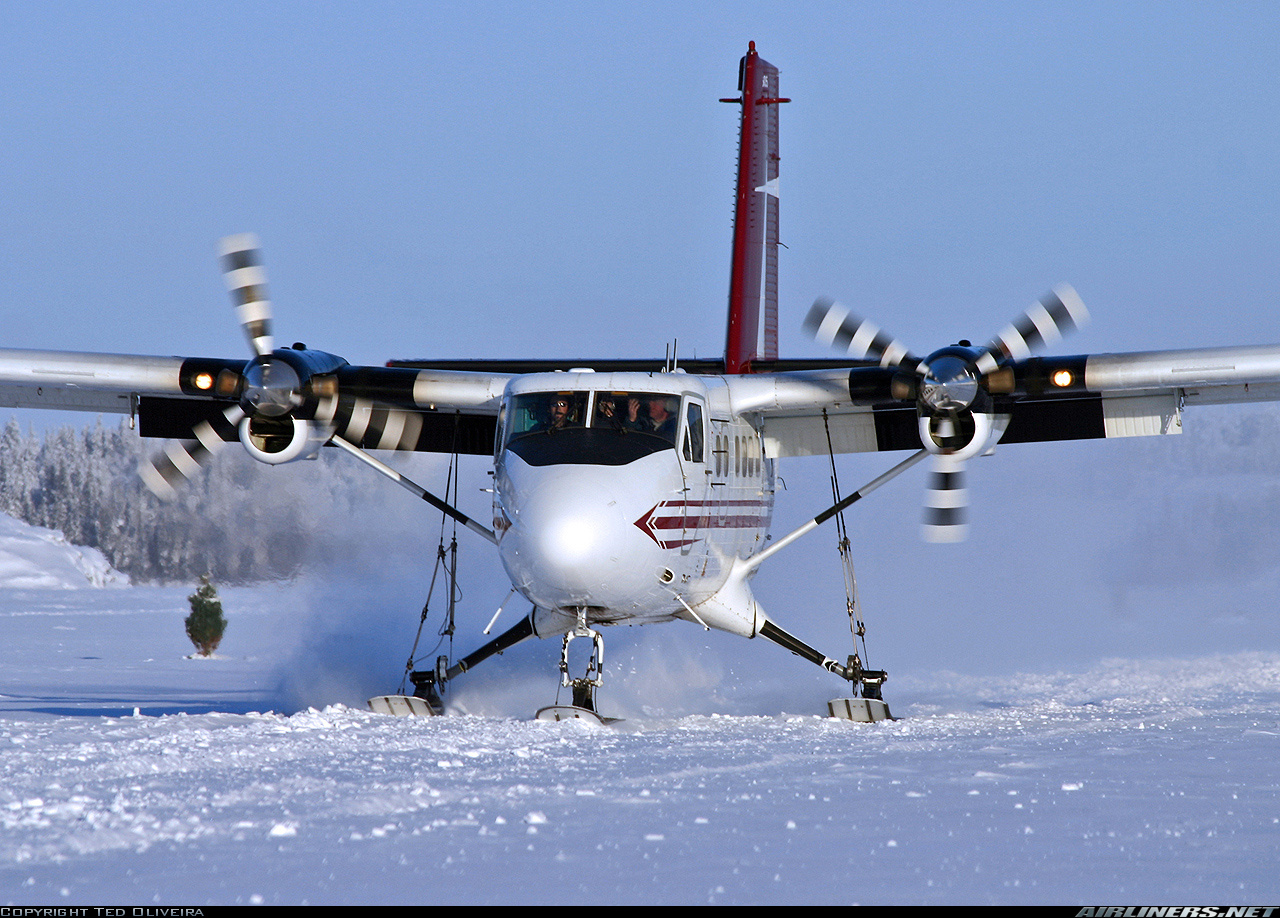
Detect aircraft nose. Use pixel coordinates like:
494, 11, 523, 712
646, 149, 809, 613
510, 491, 614, 596
537, 504, 604, 571
499, 468, 654, 609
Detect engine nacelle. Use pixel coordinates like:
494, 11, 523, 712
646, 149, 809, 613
238, 415, 336, 465
233, 346, 346, 464
918, 410, 1001, 461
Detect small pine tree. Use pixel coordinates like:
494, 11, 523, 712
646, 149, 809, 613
185, 574, 227, 657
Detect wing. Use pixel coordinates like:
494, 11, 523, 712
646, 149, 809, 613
731, 344, 1280, 459
0, 347, 510, 457
0, 234, 512, 480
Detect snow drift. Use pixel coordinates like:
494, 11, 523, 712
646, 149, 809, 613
0, 511, 126, 589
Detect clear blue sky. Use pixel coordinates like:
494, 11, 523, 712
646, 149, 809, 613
6, 2, 1279, 363
3, 2, 1279, 679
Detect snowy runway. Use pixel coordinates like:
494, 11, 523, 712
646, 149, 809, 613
2, 582, 1278, 904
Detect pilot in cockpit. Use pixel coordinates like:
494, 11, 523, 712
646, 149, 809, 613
620, 394, 678, 441
623, 396, 649, 432
534, 395, 577, 432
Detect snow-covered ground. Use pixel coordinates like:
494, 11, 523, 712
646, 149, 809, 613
0, 512, 126, 590
1, 516, 1279, 905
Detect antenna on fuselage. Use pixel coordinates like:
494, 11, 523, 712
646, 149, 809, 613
662, 338, 679, 373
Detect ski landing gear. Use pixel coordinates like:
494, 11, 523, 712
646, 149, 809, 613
817, 417, 896, 723
826, 653, 892, 723
534, 610, 621, 725
369, 693, 439, 717
370, 655, 449, 717
757, 620, 894, 722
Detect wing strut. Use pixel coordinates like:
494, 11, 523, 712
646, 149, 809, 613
746, 448, 928, 574
328, 435, 498, 545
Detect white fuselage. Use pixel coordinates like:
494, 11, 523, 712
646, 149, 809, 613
492, 372, 775, 638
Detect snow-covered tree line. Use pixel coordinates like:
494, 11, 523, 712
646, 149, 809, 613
0, 417, 448, 583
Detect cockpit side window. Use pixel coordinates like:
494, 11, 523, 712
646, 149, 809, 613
683, 401, 704, 462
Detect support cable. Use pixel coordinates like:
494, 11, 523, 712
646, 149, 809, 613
396, 415, 465, 695
821, 410, 874, 689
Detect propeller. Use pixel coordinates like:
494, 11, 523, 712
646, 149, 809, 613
921, 451, 965, 542
805, 285, 1088, 541
140, 236, 342, 497
806, 297, 921, 372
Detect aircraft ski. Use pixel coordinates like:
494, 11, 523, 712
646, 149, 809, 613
4, 43, 1280, 722
533, 707, 624, 727
368, 695, 440, 718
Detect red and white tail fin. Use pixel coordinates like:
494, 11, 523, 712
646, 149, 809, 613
723, 42, 787, 375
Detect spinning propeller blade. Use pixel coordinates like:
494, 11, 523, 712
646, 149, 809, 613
139, 405, 245, 500
219, 233, 274, 357
803, 297, 920, 371
141, 236, 432, 496
979, 284, 1088, 370
140, 235, 274, 494
921, 452, 966, 543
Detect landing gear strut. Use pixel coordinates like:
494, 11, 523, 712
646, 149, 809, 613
407, 655, 450, 715
535, 609, 618, 724
757, 619, 893, 722
846, 653, 886, 701
559, 611, 603, 711
416, 613, 537, 706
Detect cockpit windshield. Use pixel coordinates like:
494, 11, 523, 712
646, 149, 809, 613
507, 391, 590, 436
504, 390, 682, 449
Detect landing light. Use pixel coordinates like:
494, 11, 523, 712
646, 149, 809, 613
1051, 369, 1074, 388
194, 372, 214, 390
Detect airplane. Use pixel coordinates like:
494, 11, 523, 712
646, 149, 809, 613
3, 42, 1280, 723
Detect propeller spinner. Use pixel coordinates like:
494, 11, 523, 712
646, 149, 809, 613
805, 286, 1088, 541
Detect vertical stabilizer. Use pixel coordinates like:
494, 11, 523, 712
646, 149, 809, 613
723, 42, 787, 374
